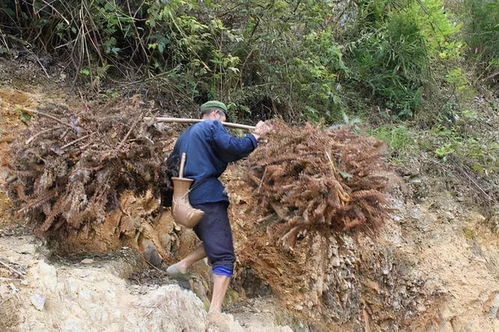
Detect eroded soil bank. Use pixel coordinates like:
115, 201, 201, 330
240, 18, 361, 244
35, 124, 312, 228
225, 165, 499, 331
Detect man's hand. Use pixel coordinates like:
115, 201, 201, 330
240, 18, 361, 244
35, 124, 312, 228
251, 121, 273, 140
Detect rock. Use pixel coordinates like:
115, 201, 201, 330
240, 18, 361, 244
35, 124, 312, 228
80, 258, 94, 264
417, 303, 426, 312
487, 293, 499, 320
409, 177, 423, 184
332, 257, 341, 267
31, 261, 57, 292
30, 293, 46, 311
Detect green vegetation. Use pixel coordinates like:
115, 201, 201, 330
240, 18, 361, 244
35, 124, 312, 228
370, 125, 415, 151
345, 0, 463, 117
1, 0, 485, 119
428, 126, 499, 174
0, 0, 497, 178
462, 0, 499, 80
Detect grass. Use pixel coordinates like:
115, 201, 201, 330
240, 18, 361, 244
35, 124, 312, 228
369, 125, 415, 151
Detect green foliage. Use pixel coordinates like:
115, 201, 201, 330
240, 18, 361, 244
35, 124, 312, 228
0, 0, 350, 122
370, 125, 415, 151
0, 0, 482, 124
434, 142, 456, 159
223, 0, 347, 122
15, 105, 32, 124
461, 139, 499, 174
344, 0, 462, 118
347, 12, 428, 117
445, 67, 475, 100
80, 68, 91, 76
462, 0, 499, 77
424, 126, 498, 173
408, 0, 462, 60
446, 67, 468, 91
432, 127, 462, 158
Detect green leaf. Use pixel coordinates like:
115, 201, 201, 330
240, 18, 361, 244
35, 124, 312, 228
339, 171, 353, 180
20, 112, 32, 124
80, 68, 91, 76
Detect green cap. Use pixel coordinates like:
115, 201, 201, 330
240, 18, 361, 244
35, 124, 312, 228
200, 100, 228, 114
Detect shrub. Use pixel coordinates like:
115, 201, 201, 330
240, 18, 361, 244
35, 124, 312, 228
344, 0, 462, 118
0, 0, 475, 124
462, 0, 499, 79
370, 125, 415, 151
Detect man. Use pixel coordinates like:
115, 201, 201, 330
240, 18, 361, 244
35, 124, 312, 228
165, 100, 271, 316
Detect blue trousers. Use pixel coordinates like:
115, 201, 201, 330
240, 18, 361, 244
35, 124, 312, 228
192, 201, 235, 277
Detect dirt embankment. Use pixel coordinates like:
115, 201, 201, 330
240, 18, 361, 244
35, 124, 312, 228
225, 165, 499, 331
0, 89, 33, 227
0, 59, 78, 228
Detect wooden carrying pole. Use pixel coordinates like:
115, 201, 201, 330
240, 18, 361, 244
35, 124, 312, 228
144, 117, 256, 130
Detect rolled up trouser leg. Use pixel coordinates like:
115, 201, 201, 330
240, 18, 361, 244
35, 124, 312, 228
192, 202, 235, 277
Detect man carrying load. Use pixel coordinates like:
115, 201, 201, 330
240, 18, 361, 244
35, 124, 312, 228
165, 100, 272, 316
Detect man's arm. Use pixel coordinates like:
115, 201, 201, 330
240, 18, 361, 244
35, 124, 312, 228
211, 121, 257, 162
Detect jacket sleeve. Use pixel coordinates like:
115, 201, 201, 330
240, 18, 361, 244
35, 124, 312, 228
211, 121, 258, 162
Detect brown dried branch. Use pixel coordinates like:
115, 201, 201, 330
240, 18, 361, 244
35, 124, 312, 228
0, 259, 25, 277
27, 109, 83, 132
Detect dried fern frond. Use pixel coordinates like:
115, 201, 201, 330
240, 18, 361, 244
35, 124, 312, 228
245, 121, 393, 244
6, 97, 174, 235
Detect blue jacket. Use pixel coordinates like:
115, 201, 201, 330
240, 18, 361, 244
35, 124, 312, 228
170, 120, 258, 205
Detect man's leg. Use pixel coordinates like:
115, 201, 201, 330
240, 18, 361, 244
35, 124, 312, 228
209, 274, 231, 313
167, 244, 206, 275
176, 202, 235, 313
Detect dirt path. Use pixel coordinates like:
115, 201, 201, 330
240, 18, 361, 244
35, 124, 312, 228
0, 232, 293, 331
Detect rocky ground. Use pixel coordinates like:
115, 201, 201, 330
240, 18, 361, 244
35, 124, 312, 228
0, 58, 498, 331
0, 229, 294, 331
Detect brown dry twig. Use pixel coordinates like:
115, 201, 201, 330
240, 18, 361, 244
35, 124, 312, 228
27, 109, 84, 132
0, 259, 25, 278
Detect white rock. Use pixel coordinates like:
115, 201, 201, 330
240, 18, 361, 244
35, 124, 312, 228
30, 293, 46, 311
31, 261, 58, 292
332, 257, 341, 267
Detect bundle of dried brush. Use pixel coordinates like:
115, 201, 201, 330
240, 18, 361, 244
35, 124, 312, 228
6, 97, 173, 234
246, 121, 393, 246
